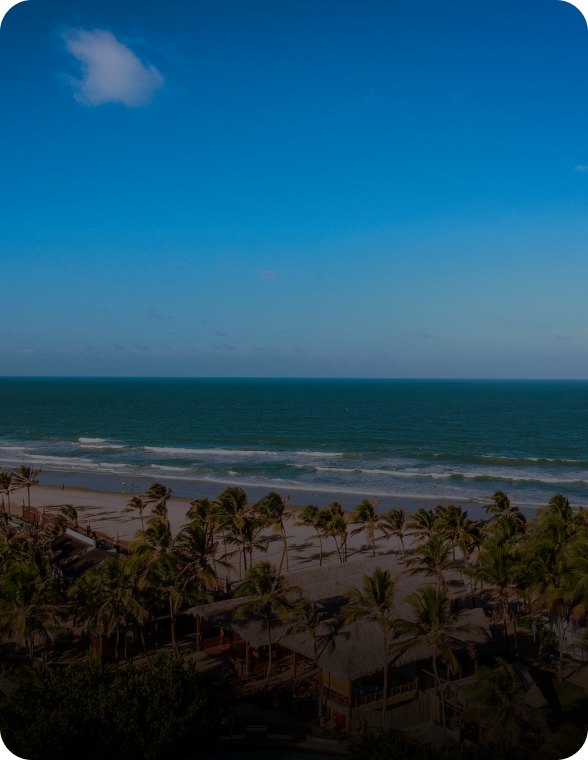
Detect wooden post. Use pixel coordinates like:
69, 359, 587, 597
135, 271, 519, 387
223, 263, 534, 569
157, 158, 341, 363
246, 641, 251, 673
347, 679, 353, 729
318, 669, 323, 716
293, 650, 298, 680
196, 615, 202, 651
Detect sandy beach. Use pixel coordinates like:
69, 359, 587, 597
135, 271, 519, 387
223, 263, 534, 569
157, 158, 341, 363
6, 473, 492, 581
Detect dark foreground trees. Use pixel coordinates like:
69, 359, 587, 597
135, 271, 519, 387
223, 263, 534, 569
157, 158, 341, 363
0, 653, 220, 760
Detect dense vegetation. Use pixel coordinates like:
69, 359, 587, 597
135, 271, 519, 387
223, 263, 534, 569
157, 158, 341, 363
0, 467, 587, 758
0, 654, 220, 760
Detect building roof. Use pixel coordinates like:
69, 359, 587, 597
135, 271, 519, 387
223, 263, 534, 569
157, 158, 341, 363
53, 533, 113, 578
188, 553, 491, 681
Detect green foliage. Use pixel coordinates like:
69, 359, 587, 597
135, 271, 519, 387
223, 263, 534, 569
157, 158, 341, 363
0, 653, 220, 760
348, 729, 528, 760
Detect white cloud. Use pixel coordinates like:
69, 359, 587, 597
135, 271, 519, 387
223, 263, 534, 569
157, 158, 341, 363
259, 270, 280, 280
63, 29, 164, 107
575, 164, 588, 173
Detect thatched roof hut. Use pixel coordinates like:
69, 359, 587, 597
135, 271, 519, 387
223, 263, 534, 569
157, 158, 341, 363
187, 553, 491, 681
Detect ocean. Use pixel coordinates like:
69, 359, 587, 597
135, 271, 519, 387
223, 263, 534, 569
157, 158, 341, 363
0, 378, 587, 511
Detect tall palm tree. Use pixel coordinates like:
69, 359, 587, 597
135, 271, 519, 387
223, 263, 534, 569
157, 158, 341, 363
389, 584, 486, 741
217, 486, 252, 579
435, 504, 477, 564
0, 473, 17, 515
465, 542, 526, 657
70, 557, 149, 662
145, 552, 210, 658
225, 515, 269, 577
257, 491, 294, 573
287, 600, 325, 716
343, 566, 396, 721
123, 495, 150, 531
406, 507, 438, 546
232, 561, 300, 689
463, 656, 545, 747
349, 499, 382, 557
0, 562, 61, 661
175, 519, 233, 590
130, 516, 174, 565
12, 466, 42, 508
144, 482, 173, 519
485, 490, 520, 520
323, 502, 349, 563
406, 534, 453, 591
378, 507, 406, 561
294, 504, 326, 567
59, 505, 79, 531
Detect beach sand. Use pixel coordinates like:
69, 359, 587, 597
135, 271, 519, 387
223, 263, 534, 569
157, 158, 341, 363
7, 474, 485, 580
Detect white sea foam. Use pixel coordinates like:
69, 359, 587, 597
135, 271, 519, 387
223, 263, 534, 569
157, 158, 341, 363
78, 437, 107, 443
144, 446, 280, 457
150, 464, 195, 472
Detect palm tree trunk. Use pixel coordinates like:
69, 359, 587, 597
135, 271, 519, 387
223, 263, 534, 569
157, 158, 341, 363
265, 613, 272, 690
333, 536, 342, 563
139, 624, 152, 666
317, 530, 323, 567
27, 486, 31, 508
115, 627, 120, 662
503, 611, 510, 655
433, 652, 447, 742
282, 528, 289, 572
382, 635, 388, 724
400, 535, 405, 562
558, 617, 564, 683
169, 593, 179, 658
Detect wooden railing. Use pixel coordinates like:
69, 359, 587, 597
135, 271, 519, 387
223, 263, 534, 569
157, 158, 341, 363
323, 686, 350, 707
353, 679, 418, 709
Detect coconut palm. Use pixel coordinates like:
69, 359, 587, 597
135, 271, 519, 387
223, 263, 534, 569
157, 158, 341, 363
11, 466, 42, 508
217, 486, 253, 579
343, 566, 397, 721
350, 499, 382, 557
70, 557, 149, 662
257, 491, 294, 573
323, 502, 349, 563
59, 505, 79, 531
566, 531, 588, 621
123, 495, 150, 531
130, 516, 174, 565
294, 504, 326, 567
405, 534, 453, 591
225, 515, 269, 577
379, 507, 406, 561
485, 490, 524, 523
0, 473, 17, 515
175, 519, 233, 590
435, 505, 478, 564
287, 600, 326, 716
389, 584, 486, 741
232, 561, 300, 689
144, 482, 173, 519
406, 507, 438, 545
465, 542, 526, 657
463, 656, 545, 747
0, 562, 61, 661
145, 552, 211, 658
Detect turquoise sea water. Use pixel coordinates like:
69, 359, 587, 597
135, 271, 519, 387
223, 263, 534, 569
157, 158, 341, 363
0, 378, 587, 509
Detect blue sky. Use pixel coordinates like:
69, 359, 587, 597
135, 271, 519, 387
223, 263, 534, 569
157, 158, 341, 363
1, 0, 587, 378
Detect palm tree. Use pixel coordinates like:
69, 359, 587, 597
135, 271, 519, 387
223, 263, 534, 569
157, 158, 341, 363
232, 561, 300, 689
0, 562, 61, 661
0, 473, 17, 515
225, 515, 269, 577
435, 505, 477, 564
217, 486, 253, 579
59, 505, 79, 531
294, 504, 326, 567
463, 656, 545, 747
145, 552, 210, 658
257, 491, 294, 573
144, 482, 173, 519
343, 566, 396, 721
175, 519, 233, 590
123, 495, 150, 531
389, 584, 486, 741
287, 600, 325, 716
406, 507, 438, 545
349, 499, 382, 557
379, 507, 406, 561
12, 466, 42, 508
465, 542, 526, 657
130, 516, 174, 565
323, 502, 349, 563
406, 534, 453, 591
485, 490, 522, 521
70, 557, 149, 662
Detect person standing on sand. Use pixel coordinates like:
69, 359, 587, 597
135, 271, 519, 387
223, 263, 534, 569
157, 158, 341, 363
122, 482, 125, 493
61, 484, 64, 490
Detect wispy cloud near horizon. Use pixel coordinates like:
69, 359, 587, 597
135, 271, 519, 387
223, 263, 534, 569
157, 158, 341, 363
63, 28, 164, 106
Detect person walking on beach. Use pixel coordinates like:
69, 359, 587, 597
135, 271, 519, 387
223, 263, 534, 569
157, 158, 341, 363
122, 482, 125, 493
61, 484, 64, 490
